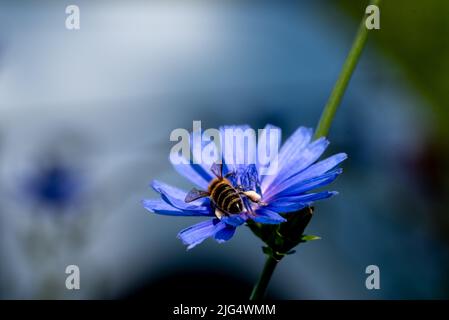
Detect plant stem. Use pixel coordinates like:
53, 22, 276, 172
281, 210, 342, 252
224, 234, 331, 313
314, 0, 381, 139
250, 255, 278, 300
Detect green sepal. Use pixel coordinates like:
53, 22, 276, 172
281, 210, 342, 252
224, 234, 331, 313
301, 235, 321, 242
261, 246, 295, 261
247, 207, 315, 260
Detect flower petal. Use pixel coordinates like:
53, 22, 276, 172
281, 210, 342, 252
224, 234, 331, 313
260, 126, 312, 190
177, 219, 226, 249
277, 127, 314, 171
195, 136, 222, 178
234, 164, 260, 191
143, 199, 186, 215
220, 125, 254, 175
221, 213, 247, 227
266, 201, 306, 213
214, 224, 237, 243
257, 124, 281, 178
278, 191, 338, 203
263, 137, 330, 195
266, 168, 343, 201
151, 180, 212, 215
143, 199, 213, 217
265, 153, 347, 200
172, 163, 211, 190
267, 191, 338, 213
296, 152, 347, 181
253, 208, 287, 224
152, 180, 188, 199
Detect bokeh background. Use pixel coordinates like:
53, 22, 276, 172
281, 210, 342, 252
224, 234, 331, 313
0, 0, 448, 299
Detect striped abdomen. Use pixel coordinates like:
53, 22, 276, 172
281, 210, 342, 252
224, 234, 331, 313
208, 178, 243, 214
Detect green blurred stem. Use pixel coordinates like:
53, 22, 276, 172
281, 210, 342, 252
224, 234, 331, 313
314, 0, 381, 139
250, 255, 278, 301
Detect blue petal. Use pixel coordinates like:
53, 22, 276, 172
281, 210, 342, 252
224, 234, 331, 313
260, 126, 312, 190
214, 225, 237, 243
293, 153, 348, 182
266, 202, 306, 213
266, 168, 343, 201
172, 163, 211, 190
177, 219, 226, 249
253, 208, 287, 224
221, 213, 247, 227
263, 137, 330, 195
267, 191, 338, 213
151, 180, 212, 215
152, 180, 188, 198
279, 191, 338, 203
143, 199, 213, 217
264, 153, 347, 200
233, 164, 260, 191
143, 199, 187, 215
256, 124, 281, 178
170, 132, 218, 188
190, 163, 215, 185
220, 125, 253, 175
281, 168, 342, 197
189, 132, 220, 179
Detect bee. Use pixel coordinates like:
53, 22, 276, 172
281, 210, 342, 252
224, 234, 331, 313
185, 162, 264, 219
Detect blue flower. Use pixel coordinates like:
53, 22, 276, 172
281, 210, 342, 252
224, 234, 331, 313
143, 125, 347, 249
25, 161, 83, 210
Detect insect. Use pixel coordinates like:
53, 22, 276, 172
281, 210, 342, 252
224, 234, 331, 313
184, 162, 265, 219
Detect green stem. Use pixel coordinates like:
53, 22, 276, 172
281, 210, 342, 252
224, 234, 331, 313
250, 255, 278, 301
314, 0, 381, 139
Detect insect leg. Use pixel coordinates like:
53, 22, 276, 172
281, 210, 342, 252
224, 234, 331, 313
214, 208, 227, 219
242, 198, 257, 217
240, 190, 267, 206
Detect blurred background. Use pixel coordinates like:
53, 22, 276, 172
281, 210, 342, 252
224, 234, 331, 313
0, 0, 448, 299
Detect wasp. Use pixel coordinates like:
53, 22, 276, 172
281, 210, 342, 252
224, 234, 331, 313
184, 163, 265, 219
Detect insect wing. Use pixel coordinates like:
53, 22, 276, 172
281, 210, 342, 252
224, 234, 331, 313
210, 162, 223, 178
185, 188, 209, 203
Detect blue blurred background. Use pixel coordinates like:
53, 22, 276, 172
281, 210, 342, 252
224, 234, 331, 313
0, 0, 448, 299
